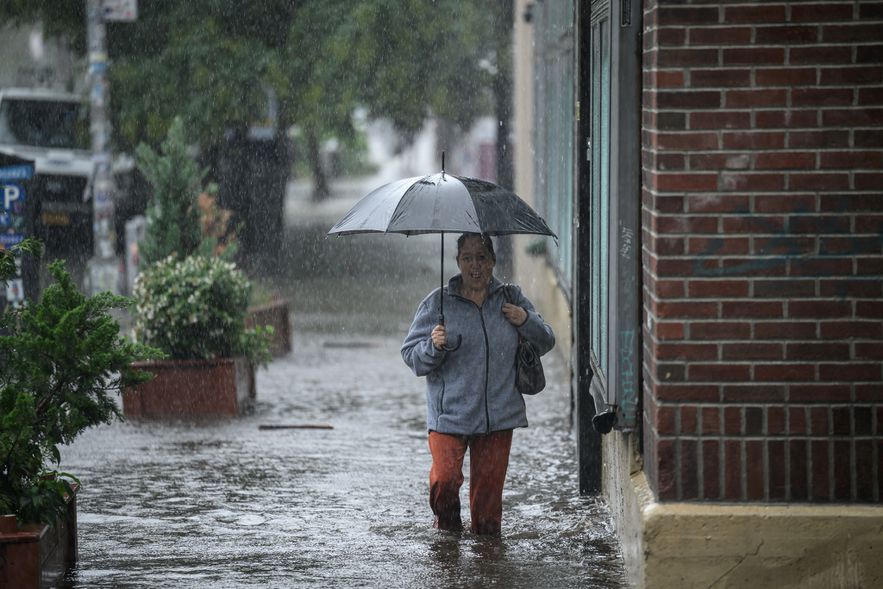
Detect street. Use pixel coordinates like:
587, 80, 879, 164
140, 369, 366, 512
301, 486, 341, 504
58, 177, 627, 588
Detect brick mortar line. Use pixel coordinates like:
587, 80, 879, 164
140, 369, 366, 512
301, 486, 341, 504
641, 220, 881, 226
641, 373, 883, 386
642, 150, 883, 156
642, 45, 879, 51
648, 70, 881, 78
648, 250, 880, 255
643, 105, 882, 110
647, 253, 881, 258
653, 336, 882, 344
643, 287, 880, 297
641, 214, 883, 221
653, 357, 883, 363
657, 436, 881, 442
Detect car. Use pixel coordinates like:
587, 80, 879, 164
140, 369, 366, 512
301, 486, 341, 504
0, 87, 94, 287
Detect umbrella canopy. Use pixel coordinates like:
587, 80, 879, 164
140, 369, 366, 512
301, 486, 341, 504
328, 166, 556, 351
328, 172, 556, 238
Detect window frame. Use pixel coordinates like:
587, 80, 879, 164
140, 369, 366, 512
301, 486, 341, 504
585, 0, 642, 432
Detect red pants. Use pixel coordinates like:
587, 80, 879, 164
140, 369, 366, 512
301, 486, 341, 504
428, 429, 513, 535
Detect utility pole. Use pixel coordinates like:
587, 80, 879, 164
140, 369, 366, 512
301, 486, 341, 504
494, 1, 515, 281
85, 0, 119, 294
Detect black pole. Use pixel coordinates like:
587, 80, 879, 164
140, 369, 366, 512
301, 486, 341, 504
440, 151, 446, 321
440, 234, 444, 321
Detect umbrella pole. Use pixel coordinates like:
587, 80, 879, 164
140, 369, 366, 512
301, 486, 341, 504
439, 233, 461, 352
439, 233, 444, 322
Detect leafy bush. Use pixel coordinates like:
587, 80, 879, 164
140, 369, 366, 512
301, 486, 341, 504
0, 238, 42, 283
136, 117, 206, 265
0, 260, 159, 525
133, 254, 271, 366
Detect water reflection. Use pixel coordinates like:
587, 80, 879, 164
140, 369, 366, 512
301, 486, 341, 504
59, 330, 626, 588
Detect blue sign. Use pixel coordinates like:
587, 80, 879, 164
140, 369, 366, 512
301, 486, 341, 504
2, 183, 25, 211
0, 164, 33, 181
0, 234, 24, 246
89, 61, 108, 75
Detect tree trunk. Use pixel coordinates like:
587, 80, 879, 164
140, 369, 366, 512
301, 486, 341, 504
307, 129, 330, 202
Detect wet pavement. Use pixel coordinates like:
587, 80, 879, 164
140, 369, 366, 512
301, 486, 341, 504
58, 177, 627, 588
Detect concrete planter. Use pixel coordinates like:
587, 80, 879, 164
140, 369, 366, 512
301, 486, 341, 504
246, 299, 292, 356
123, 357, 255, 418
0, 489, 78, 588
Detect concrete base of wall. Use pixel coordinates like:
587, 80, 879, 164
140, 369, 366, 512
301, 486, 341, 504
604, 432, 883, 589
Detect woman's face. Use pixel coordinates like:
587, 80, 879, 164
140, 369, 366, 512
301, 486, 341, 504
457, 236, 495, 291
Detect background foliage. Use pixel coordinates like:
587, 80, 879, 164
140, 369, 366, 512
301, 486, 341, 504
0, 1, 510, 189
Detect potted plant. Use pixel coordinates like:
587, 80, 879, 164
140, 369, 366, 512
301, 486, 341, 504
122, 118, 272, 418
0, 242, 157, 587
124, 254, 271, 417
134, 117, 209, 266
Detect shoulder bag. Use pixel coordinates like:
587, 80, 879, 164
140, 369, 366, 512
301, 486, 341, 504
504, 284, 546, 395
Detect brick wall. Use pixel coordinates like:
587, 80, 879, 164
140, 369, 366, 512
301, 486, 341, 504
641, 0, 883, 502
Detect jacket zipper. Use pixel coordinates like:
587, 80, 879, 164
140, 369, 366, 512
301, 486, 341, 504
451, 286, 497, 434
477, 307, 491, 433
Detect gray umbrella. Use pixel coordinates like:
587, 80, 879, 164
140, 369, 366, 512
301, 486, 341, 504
328, 155, 556, 350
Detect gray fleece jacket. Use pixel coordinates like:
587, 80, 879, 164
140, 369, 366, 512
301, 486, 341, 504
401, 275, 556, 435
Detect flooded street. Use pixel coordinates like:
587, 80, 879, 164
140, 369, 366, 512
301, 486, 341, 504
58, 180, 627, 588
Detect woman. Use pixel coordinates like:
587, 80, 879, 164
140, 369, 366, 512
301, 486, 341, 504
401, 232, 555, 535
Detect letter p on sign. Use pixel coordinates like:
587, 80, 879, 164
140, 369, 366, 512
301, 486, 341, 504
3, 185, 21, 210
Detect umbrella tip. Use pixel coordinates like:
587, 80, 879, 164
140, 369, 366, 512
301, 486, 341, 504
441, 151, 445, 174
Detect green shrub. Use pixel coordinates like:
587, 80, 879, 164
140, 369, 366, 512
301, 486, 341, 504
0, 238, 42, 282
0, 260, 159, 525
136, 117, 206, 265
133, 254, 271, 366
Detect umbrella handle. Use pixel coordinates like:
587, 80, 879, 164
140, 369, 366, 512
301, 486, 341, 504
438, 313, 462, 352
443, 335, 462, 352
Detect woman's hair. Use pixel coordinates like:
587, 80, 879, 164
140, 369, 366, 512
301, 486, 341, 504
457, 233, 496, 262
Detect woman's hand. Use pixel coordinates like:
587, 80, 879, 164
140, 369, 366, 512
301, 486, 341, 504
502, 303, 528, 327
431, 324, 447, 350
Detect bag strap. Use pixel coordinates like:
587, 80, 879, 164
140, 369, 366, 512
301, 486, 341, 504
502, 283, 517, 306
502, 284, 526, 342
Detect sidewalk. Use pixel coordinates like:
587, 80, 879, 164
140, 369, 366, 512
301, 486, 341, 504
59, 179, 627, 588
62, 336, 625, 587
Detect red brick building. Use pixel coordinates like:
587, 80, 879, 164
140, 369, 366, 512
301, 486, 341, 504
642, 0, 882, 505
514, 0, 882, 585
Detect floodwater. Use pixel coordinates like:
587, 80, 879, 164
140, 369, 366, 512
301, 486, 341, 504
58, 179, 627, 588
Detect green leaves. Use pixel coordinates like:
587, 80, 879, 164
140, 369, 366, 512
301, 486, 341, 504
136, 117, 205, 266
133, 254, 271, 366
0, 238, 43, 284
1, 261, 160, 526
107, 2, 280, 152
9, 472, 79, 526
